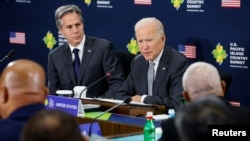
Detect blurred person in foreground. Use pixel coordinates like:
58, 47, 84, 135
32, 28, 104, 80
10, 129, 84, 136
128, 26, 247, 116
175, 95, 234, 141
48, 4, 125, 98
21, 109, 88, 141
115, 17, 189, 109
159, 61, 250, 141
0, 59, 48, 141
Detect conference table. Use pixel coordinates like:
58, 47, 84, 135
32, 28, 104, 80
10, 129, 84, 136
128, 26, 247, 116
81, 97, 166, 117
77, 98, 166, 140
46, 95, 167, 140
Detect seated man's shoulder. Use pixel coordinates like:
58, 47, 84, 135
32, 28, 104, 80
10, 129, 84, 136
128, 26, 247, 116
230, 105, 250, 113
229, 105, 250, 124
162, 117, 175, 129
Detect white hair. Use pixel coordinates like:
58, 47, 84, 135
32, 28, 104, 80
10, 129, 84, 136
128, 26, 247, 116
182, 62, 223, 99
134, 17, 164, 36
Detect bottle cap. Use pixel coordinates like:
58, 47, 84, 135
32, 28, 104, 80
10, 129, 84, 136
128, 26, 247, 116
168, 109, 175, 118
168, 109, 175, 113
146, 111, 153, 117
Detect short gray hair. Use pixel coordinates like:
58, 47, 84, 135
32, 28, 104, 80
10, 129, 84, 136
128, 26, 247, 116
134, 17, 165, 36
55, 4, 83, 29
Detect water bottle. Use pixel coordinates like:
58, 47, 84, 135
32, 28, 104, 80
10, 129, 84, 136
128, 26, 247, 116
168, 109, 175, 118
144, 112, 156, 141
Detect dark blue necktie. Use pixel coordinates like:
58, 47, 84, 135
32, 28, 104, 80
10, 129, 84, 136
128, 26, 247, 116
73, 48, 80, 81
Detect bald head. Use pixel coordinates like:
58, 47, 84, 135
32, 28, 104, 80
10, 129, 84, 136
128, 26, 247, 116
0, 59, 48, 118
182, 62, 224, 100
1, 59, 46, 90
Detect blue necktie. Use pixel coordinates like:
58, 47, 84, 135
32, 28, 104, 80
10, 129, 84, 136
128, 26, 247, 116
73, 48, 80, 81
147, 62, 155, 96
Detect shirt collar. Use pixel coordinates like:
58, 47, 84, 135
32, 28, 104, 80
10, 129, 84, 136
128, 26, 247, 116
69, 35, 86, 53
150, 48, 163, 64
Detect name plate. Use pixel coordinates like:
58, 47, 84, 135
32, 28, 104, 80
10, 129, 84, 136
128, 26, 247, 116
45, 95, 84, 117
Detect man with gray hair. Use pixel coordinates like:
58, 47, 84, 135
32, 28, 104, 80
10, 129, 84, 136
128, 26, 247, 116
115, 17, 189, 109
182, 61, 225, 101
48, 4, 125, 98
159, 61, 250, 141
175, 95, 234, 141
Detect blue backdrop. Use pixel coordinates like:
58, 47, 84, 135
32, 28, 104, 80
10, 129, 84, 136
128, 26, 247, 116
0, 0, 249, 106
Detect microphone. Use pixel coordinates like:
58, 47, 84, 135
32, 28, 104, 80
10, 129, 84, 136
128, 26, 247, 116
88, 97, 132, 137
0, 49, 15, 62
78, 70, 113, 99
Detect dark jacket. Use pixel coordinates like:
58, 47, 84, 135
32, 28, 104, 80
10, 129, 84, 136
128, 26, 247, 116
0, 103, 45, 141
159, 97, 250, 141
116, 46, 190, 109
48, 36, 125, 98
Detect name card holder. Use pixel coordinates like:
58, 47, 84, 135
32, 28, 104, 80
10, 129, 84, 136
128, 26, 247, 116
79, 122, 102, 136
45, 95, 84, 117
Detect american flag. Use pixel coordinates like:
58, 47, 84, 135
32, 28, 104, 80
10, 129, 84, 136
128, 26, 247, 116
9, 32, 25, 44
221, 0, 240, 8
134, 0, 151, 5
178, 45, 196, 59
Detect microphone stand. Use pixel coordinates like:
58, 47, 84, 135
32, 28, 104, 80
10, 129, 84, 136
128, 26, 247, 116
0, 49, 15, 63
88, 97, 132, 137
0, 56, 8, 63
78, 74, 109, 98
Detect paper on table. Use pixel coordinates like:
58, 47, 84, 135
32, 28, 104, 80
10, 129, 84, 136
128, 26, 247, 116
83, 104, 100, 110
130, 101, 152, 106
81, 97, 94, 100
94, 98, 123, 104
95, 98, 152, 106
153, 114, 169, 121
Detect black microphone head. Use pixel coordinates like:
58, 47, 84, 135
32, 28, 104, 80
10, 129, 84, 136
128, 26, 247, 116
6, 49, 15, 59
123, 97, 132, 104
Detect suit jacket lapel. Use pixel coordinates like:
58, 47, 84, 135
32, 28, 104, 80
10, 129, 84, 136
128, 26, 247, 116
153, 47, 170, 95
78, 36, 95, 85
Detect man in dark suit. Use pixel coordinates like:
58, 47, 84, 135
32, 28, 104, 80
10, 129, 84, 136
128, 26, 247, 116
115, 17, 190, 109
48, 4, 125, 98
175, 95, 234, 141
159, 61, 250, 141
